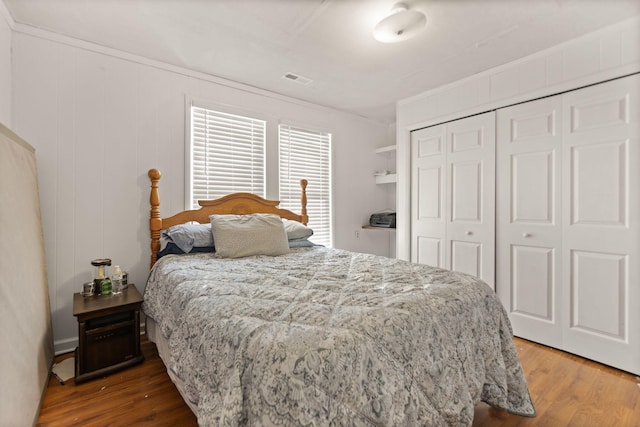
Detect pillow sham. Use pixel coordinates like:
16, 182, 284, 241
210, 214, 290, 258
282, 218, 314, 240
163, 223, 214, 253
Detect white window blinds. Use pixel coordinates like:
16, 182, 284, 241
279, 124, 332, 247
190, 106, 266, 208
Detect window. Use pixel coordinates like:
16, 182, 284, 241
190, 106, 265, 209
189, 105, 332, 247
279, 124, 332, 247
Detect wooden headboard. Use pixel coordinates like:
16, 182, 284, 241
148, 168, 308, 267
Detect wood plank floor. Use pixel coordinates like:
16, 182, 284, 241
37, 337, 640, 426
37, 339, 198, 427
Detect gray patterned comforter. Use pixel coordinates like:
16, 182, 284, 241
143, 247, 535, 426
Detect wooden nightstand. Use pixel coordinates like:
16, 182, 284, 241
73, 285, 144, 383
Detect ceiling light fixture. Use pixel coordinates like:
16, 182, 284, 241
373, 2, 427, 43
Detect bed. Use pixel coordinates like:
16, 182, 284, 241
142, 168, 536, 426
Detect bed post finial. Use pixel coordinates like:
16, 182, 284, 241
300, 179, 308, 225
149, 169, 162, 268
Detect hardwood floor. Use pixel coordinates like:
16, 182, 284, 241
37, 337, 640, 426
37, 338, 198, 427
473, 339, 640, 427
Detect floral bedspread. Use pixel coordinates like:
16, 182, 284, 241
143, 247, 535, 426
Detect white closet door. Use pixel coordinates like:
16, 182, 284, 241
411, 123, 446, 268
561, 74, 640, 374
497, 96, 564, 348
411, 112, 495, 288
446, 113, 495, 287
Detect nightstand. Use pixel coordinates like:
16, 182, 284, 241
73, 285, 144, 383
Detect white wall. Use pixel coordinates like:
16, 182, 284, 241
0, 1, 11, 126
396, 17, 640, 261
11, 26, 392, 353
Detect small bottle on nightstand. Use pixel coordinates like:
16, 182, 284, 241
111, 265, 123, 295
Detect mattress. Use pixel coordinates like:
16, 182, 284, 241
143, 246, 535, 426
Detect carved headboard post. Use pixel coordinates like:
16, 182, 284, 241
148, 169, 162, 268
300, 179, 308, 225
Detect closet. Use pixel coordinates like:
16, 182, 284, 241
410, 111, 495, 289
496, 74, 639, 375
410, 74, 639, 374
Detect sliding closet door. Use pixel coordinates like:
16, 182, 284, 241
498, 74, 640, 374
497, 96, 564, 348
561, 74, 640, 374
411, 123, 446, 268
446, 113, 495, 286
411, 112, 495, 288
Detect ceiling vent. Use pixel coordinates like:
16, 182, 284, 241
282, 72, 313, 86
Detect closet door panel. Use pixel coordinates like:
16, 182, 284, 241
416, 236, 442, 267
511, 150, 555, 224
411, 112, 495, 289
510, 245, 555, 321
562, 74, 640, 374
450, 161, 481, 222
450, 240, 482, 278
448, 160, 484, 277
497, 96, 563, 347
570, 140, 627, 226
446, 112, 496, 288
570, 250, 626, 339
418, 166, 442, 220
411, 124, 446, 267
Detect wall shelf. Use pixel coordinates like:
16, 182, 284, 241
374, 144, 397, 184
362, 225, 396, 231
375, 144, 397, 156
375, 173, 397, 184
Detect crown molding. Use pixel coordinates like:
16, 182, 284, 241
0, 0, 14, 29
10, 19, 383, 126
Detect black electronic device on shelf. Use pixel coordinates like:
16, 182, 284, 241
369, 211, 396, 228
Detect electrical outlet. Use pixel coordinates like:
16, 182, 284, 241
355, 230, 360, 239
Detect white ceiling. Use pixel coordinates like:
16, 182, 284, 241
4, 0, 640, 123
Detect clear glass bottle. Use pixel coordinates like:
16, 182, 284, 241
111, 265, 123, 295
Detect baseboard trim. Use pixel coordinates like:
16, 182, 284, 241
54, 337, 77, 356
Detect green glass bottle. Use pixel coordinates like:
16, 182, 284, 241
101, 278, 112, 295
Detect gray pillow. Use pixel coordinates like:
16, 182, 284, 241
210, 214, 290, 258
282, 218, 314, 240
163, 223, 214, 253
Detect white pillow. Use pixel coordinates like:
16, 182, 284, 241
210, 214, 290, 258
282, 218, 314, 240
